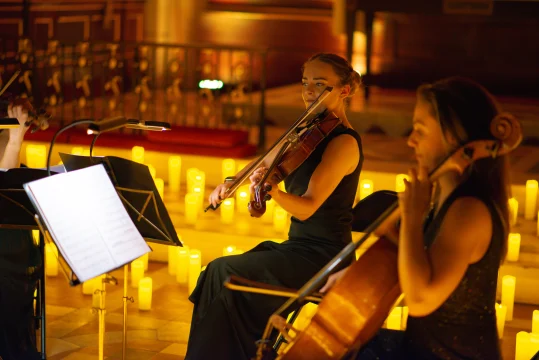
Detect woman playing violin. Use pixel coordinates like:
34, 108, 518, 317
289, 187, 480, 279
324, 76, 509, 360
185, 53, 364, 360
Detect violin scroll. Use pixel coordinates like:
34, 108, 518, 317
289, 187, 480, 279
490, 112, 522, 155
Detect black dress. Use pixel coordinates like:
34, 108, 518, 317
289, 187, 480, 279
186, 125, 363, 360
356, 180, 503, 360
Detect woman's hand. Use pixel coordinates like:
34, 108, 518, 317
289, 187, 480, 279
249, 166, 277, 197
398, 167, 432, 225
6, 104, 30, 142
319, 267, 349, 293
208, 183, 231, 208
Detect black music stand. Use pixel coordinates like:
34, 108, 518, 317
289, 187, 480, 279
0, 168, 62, 360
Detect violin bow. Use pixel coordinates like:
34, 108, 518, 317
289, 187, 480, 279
0, 70, 21, 97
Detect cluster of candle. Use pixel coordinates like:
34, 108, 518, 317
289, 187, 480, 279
167, 246, 203, 294
25, 144, 47, 168
185, 168, 206, 224
514, 310, 539, 359
355, 173, 409, 204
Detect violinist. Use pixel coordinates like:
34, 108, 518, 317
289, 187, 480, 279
185, 53, 364, 360
0, 103, 42, 360
323, 77, 509, 360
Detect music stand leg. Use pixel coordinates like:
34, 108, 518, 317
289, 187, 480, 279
96, 279, 107, 360
122, 264, 134, 360
39, 232, 46, 359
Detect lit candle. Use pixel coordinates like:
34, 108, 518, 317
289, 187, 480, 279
509, 198, 519, 227
496, 303, 507, 339
223, 245, 237, 256
507, 233, 521, 262
501, 275, 516, 321
82, 275, 100, 295
168, 246, 178, 275
525, 180, 538, 220
533, 310, 539, 334
71, 146, 84, 155
222, 158, 236, 180
262, 198, 275, 224
176, 246, 190, 284
395, 174, 409, 193
188, 249, 202, 294
236, 185, 250, 214
25, 144, 47, 168
140, 252, 149, 271
148, 164, 156, 179
45, 242, 58, 277
273, 206, 288, 233
193, 186, 204, 209
221, 199, 235, 224
132, 146, 145, 164
186, 168, 200, 193
155, 178, 164, 199
138, 277, 153, 311
386, 307, 402, 330
168, 156, 181, 193
359, 179, 373, 200
131, 259, 144, 288
515, 331, 531, 360
185, 193, 199, 224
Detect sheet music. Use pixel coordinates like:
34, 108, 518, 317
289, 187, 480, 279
23, 164, 150, 282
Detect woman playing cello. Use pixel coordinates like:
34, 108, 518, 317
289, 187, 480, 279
185, 53, 363, 360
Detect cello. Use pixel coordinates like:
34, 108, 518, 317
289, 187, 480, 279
249, 112, 522, 359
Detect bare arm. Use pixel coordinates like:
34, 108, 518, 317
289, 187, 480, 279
0, 105, 29, 169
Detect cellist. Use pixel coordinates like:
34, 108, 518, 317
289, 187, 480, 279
322, 76, 509, 360
185, 53, 363, 360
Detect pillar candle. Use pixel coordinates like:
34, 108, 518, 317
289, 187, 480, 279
525, 180, 538, 220
168, 246, 178, 275
193, 186, 204, 209
140, 252, 149, 271
386, 307, 402, 330
496, 303, 507, 339
509, 197, 519, 227
185, 193, 199, 224
176, 246, 190, 284
221, 199, 235, 224
395, 174, 409, 193
506, 233, 521, 262
359, 179, 373, 200
138, 277, 153, 311
168, 156, 181, 193
148, 164, 156, 179
45, 242, 58, 277
533, 310, 539, 334
131, 146, 145, 164
273, 206, 288, 233
222, 158, 236, 180
515, 331, 531, 360
223, 245, 237, 256
188, 250, 202, 294
155, 178, 164, 199
25, 144, 47, 168
131, 259, 144, 288
82, 275, 99, 295
236, 185, 250, 214
501, 275, 516, 321
186, 168, 200, 194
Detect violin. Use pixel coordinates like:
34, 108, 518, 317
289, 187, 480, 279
254, 112, 523, 360
205, 86, 341, 217
0, 70, 51, 133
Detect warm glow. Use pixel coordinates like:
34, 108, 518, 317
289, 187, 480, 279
222, 158, 236, 180
496, 303, 507, 339
25, 144, 47, 168
131, 259, 144, 288
131, 146, 145, 164
45, 242, 58, 277
501, 275, 516, 321
168, 156, 181, 193
138, 277, 153, 311
507, 233, 521, 262
525, 180, 538, 220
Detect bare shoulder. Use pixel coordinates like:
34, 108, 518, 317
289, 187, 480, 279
324, 133, 359, 156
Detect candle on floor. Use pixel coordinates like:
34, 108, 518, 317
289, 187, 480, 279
138, 277, 153, 311
386, 307, 402, 330
501, 275, 516, 321
82, 276, 99, 295
223, 245, 237, 257
193, 186, 205, 209
25, 144, 47, 168
359, 179, 373, 200
185, 193, 199, 224
45, 242, 58, 277
188, 250, 202, 294
131, 259, 144, 288
186, 168, 200, 194
221, 198, 235, 224
509, 197, 519, 227
176, 246, 190, 284
131, 146, 145, 164
168, 246, 178, 275
273, 206, 288, 233
515, 331, 531, 360
222, 158, 236, 180
155, 178, 164, 199
506, 233, 521, 262
525, 180, 538, 220
533, 310, 539, 334
148, 164, 156, 179
395, 174, 409, 193
236, 185, 250, 214
496, 303, 507, 339
168, 156, 181, 193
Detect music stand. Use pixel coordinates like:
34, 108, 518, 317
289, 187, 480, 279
0, 167, 63, 360
58, 153, 182, 360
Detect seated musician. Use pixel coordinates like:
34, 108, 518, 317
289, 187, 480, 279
0, 104, 42, 360
185, 53, 364, 360
323, 76, 509, 360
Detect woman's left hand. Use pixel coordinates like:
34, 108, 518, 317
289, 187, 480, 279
249, 166, 278, 198
6, 104, 30, 142
398, 166, 432, 224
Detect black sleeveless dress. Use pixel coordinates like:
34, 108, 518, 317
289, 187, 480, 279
186, 124, 363, 360
356, 180, 503, 360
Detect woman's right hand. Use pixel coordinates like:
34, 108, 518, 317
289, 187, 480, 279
319, 267, 349, 293
208, 183, 231, 208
